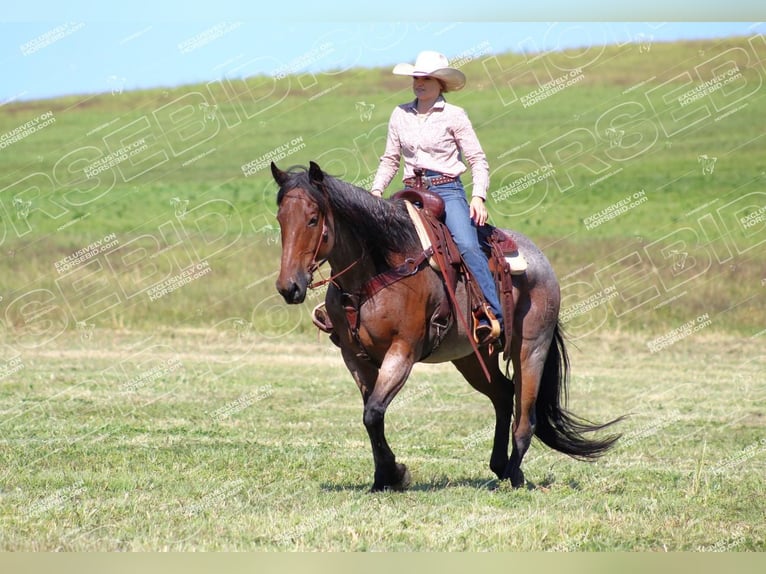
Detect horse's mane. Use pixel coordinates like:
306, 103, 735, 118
276, 166, 420, 267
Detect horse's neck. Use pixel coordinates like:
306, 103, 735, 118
327, 222, 376, 293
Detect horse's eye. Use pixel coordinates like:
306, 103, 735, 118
308, 216, 319, 227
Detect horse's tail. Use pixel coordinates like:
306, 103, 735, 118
534, 322, 623, 459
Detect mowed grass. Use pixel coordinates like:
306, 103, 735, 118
0, 328, 763, 551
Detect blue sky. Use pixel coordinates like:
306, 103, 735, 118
2, 1, 763, 103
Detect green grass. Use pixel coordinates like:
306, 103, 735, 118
0, 328, 763, 550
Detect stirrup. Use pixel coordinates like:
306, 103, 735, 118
505, 251, 528, 275
312, 303, 333, 333
472, 308, 501, 346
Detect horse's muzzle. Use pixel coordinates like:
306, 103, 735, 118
276, 273, 309, 304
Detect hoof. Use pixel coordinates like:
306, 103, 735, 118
510, 468, 525, 489
370, 463, 411, 493
392, 463, 411, 491
490, 457, 509, 480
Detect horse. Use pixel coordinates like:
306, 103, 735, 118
272, 160, 622, 491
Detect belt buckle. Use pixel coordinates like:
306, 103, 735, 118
423, 175, 432, 187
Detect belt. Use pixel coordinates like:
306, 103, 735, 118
403, 174, 456, 188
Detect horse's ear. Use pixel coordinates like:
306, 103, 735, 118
308, 161, 324, 185
271, 162, 289, 186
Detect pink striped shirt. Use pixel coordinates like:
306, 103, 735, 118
371, 96, 490, 199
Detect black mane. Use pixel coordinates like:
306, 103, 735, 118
276, 166, 420, 268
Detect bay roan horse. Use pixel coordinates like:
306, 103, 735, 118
272, 161, 622, 491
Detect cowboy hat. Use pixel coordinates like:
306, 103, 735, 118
392, 50, 466, 92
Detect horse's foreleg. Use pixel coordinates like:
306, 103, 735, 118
361, 342, 415, 492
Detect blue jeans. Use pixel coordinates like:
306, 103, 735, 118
426, 172, 503, 327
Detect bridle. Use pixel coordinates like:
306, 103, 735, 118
307, 211, 329, 278
281, 189, 360, 291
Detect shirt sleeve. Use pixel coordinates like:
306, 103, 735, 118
453, 108, 490, 200
371, 109, 402, 192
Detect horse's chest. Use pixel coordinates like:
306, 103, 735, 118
325, 285, 430, 359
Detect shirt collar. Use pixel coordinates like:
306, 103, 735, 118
405, 95, 447, 113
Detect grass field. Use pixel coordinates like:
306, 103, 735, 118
0, 328, 764, 551
1, 32, 765, 551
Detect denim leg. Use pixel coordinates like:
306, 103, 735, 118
435, 184, 503, 326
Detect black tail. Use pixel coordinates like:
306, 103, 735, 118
535, 322, 624, 460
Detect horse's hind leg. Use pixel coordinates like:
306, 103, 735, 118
452, 353, 514, 480
504, 335, 547, 488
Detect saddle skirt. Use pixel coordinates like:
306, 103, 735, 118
484, 227, 528, 275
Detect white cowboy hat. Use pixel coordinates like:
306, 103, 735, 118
392, 50, 466, 92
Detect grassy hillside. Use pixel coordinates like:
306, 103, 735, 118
1, 35, 764, 336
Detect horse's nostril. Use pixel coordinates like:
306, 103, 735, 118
288, 283, 300, 302
277, 279, 305, 304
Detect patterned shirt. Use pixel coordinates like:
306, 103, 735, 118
371, 96, 490, 199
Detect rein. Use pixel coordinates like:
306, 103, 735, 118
309, 257, 361, 290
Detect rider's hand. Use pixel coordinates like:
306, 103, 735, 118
469, 196, 488, 226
